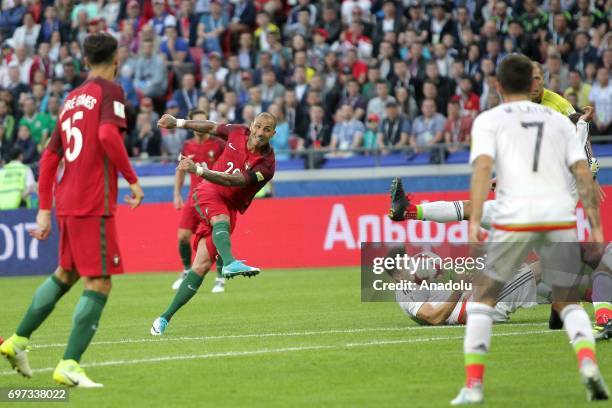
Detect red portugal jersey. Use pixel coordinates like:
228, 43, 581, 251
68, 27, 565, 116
46, 77, 137, 216
195, 124, 275, 213
182, 136, 226, 199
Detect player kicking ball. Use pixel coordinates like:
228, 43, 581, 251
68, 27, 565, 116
0, 33, 144, 387
170, 109, 227, 293
150, 112, 276, 336
450, 55, 608, 404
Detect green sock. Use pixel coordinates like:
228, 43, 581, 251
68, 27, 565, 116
161, 270, 204, 321
178, 240, 192, 270
216, 256, 224, 278
212, 221, 236, 265
63, 291, 107, 362
16, 275, 70, 338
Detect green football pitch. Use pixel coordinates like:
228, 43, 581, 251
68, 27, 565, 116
1, 268, 610, 407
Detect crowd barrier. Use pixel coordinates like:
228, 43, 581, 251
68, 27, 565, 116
2, 187, 611, 275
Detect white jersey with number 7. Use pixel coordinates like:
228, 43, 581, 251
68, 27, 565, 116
469, 101, 585, 230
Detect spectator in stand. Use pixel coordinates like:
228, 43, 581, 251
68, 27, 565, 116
204, 52, 229, 83
176, 0, 199, 47
13, 125, 38, 164
101, 0, 121, 30
149, 0, 176, 37
564, 70, 592, 109
172, 73, 201, 119
0, 99, 16, 145
197, 0, 227, 53
61, 58, 83, 93
519, 0, 549, 35
237, 32, 256, 70
5, 63, 30, 107
17, 96, 53, 149
455, 75, 480, 117
254, 10, 280, 52
228, 0, 256, 46
160, 24, 193, 78
422, 80, 446, 116
444, 99, 472, 153
139, 96, 159, 126
363, 113, 379, 152
9, 45, 33, 84
259, 69, 285, 107
589, 67, 611, 136
267, 103, 289, 160
395, 86, 419, 119
0, 124, 9, 164
568, 31, 600, 74
9, 12, 39, 52
340, 78, 367, 121
29, 42, 52, 85
298, 103, 330, 152
377, 101, 410, 153
201, 73, 224, 104
329, 104, 364, 157
410, 99, 446, 153
129, 111, 162, 158
374, 1, 402, 46
0, 0, 27, 37
133, 38, 168, 99
284, 6, 312, 38
367, 79, 396, 121
160, 100, 188, 158
429, 1, 453, 45
319, 5, 341, 45
544, 53, 569, 91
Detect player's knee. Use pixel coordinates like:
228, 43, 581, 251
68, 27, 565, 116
54, 267, 79, 286
178, 229, 192, 243
84, 277, 112, 295
192, 258, 212, 276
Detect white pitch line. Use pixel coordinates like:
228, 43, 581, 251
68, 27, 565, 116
30, 322, 546, 349
0, 329, 556, 377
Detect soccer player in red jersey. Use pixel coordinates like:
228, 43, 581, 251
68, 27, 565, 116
171, 109, 226, 292
151, 112, 276, 335
0, 33, 144, 387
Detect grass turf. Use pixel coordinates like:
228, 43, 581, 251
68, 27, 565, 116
0, 268, 610, 407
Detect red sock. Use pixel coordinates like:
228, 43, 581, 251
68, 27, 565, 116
465, 364, 484, 388
576, 347, 596, 368
404, 203, 418, 219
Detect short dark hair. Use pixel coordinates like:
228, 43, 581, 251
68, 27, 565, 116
188, 109, 207, 119
496, 54, 533, 94
83, 33, 118, 66
255, 111, 277, 127
9, 146, 23, 161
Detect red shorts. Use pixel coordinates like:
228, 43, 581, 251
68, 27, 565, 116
57, 215, 123, 277
178, 198, 200, 232
192, 188, 237, 260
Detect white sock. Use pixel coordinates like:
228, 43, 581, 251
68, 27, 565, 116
480, 200, 496, 230
464, 302, 495, 355
560, 304, 595, 345
591, 271, 612, 303
421, 201, 464, 222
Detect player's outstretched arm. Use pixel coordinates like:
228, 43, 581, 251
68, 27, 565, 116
177, 154, 247, 187
571, 160, 603, 242
158, 114, 221, 137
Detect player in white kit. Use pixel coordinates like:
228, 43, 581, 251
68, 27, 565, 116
450, 55, 608, 405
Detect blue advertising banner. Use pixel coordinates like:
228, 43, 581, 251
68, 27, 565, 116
0, 209, 58, 276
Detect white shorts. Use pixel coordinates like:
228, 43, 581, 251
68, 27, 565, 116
485, 228, 582, 288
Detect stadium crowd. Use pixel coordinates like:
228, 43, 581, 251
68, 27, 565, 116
0, 0, 610, 166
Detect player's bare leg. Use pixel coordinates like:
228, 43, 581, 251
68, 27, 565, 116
591, 252, 612, 340
52, 275, 110, 388
1, 267, 77, 378
389, 178, 498, 228
210, 214, 260, 279
172, 228, 193, 290
152, 238, 212, 336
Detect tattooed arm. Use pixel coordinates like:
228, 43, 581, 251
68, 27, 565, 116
570, 159, 603, 243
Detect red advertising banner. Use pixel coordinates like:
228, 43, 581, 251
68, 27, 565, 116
116, 187, 612, 272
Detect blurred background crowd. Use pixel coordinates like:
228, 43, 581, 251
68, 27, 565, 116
0, 0, 610, 167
